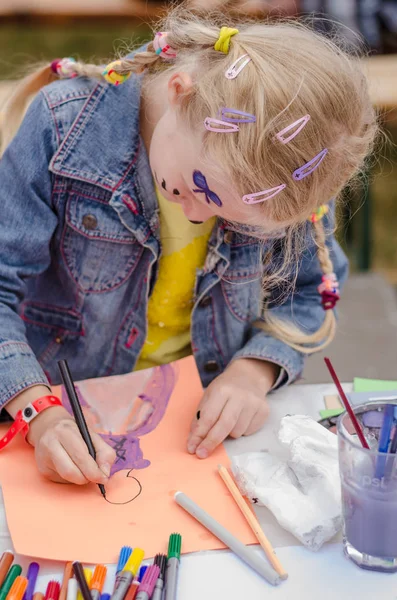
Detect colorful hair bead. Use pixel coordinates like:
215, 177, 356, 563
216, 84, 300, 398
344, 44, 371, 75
153, 32, 177, 60
50, 57, 77, 79
102, 61, 131, 86
318, 273, 340, 310
214, 27, 239, 54
309, 204, 329, 223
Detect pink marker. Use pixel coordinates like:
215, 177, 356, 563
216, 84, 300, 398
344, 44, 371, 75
135, 566, 160, 600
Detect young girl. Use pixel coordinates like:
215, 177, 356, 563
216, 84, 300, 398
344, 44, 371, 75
0, 8, 376, 487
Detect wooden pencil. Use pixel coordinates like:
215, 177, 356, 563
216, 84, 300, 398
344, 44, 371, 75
59, 562, 73, 600
217, 464, 288, 580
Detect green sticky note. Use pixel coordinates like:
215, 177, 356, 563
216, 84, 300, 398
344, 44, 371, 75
354, 378, 397, 392
319, 408, 344, 419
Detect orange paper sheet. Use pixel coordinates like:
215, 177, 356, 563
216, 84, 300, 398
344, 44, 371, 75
0, 356, 256, 563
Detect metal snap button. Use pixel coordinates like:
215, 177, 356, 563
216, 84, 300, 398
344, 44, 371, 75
82, 214, 98, 230
204, 360, 219, 373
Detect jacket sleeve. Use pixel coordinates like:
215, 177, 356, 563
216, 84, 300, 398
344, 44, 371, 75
0, 92, 58, 405
232, 206, 349, 388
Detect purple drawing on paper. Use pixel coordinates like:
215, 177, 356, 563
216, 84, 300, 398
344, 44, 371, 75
61, 364, 177, 477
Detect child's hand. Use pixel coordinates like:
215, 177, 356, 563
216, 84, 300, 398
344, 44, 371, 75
27, 405, 116, 485
187, 358, 279, 458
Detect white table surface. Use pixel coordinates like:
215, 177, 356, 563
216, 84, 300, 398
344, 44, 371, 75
1, 382, 396, 598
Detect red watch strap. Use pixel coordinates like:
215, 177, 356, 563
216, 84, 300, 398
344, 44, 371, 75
0, 395, 62, 450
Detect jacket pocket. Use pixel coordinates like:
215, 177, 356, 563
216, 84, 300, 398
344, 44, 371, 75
21, 301, 83, 365
62, 195, 143, 293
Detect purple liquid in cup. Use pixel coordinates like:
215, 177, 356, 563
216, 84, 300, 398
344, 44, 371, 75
342, 475, 397, 557
338, 401, 397, 572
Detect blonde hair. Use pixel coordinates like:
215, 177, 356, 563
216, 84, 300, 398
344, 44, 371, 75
0, 7, 378, 355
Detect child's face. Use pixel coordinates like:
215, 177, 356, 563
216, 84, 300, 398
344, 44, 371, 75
149, 107, 248, 225
147, 72, 280, 230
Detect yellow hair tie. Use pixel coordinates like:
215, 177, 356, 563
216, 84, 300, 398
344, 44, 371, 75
102, 60, 131, 86
214, 27, 239, 54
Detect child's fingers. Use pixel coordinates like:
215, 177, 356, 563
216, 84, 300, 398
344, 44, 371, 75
91, 431, 116, 478
195, 399, 242, 458
187, 393, 228, 454
244, 400, 270, 436
57, 427, 108, 485
45, 440, 90, 485
229, 404, 256, 439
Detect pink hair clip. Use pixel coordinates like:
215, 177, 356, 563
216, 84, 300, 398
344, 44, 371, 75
275, 114, 311, 144
153, 32, 177, 60
225, 54, 251, 79
219, 107, 256, 124
292, 149, 328, 181
242, 184, 286, 205
204, 118, 239, 133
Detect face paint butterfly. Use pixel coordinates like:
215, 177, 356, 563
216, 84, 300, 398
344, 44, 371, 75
192, 170, 223, 207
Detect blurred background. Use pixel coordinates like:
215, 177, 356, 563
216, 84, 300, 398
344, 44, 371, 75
0, 0, 396, 381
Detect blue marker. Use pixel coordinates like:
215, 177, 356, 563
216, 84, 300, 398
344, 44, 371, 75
113, 546, 132, 592
138, 566, 147, 582
375, 404, 395, 478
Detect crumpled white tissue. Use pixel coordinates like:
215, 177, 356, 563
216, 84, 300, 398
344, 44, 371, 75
232, 415, 342, 551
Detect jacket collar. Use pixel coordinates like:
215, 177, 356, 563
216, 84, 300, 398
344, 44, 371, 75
49, 74, 143, 192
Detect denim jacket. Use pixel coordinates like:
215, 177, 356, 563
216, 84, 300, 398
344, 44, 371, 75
0, 72, 348, 406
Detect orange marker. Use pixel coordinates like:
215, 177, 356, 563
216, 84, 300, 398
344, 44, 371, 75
90, 566, 107, 600
124, 583, 139, 600
6, 576, 28, 600
59, 563, 73, 600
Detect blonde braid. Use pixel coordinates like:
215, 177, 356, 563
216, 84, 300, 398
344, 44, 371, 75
259, 218, 337, 354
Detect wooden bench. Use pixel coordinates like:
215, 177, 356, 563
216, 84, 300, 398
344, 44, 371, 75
0, 0, 165, 24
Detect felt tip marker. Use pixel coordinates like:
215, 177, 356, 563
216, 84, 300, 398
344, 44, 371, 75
72, 563, 91, 600
151, 555, 166, 600
164, 534, 181, 600
135, 566, 159, 600
0, 565, 22, 600
66, 579, 77, 600
114, 546, 133, 590
90, 566, 107, 600
44, 582, 60, 600
6, 576, 28, 600
110, 549, 144, 600
23, 563, 39, 600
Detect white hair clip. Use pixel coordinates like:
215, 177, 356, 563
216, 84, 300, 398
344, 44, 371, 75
225, 54, 251, 80
242, 184, 286, 205
204, 118, 239, 133
275, 114, 311, 144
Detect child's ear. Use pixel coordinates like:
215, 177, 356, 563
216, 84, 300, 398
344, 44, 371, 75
167, 72, 193, 106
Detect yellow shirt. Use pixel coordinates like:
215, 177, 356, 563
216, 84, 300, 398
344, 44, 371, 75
135, 189, 215, 371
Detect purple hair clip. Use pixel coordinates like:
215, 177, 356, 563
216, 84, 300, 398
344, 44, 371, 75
225, 54, 251, 79
219, 108, 256, 124
204, 118, 239, 133
242, 184, 286, 205
292, 148, 328, 181
204, 108, 256, 133
275, 114, 311, 145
